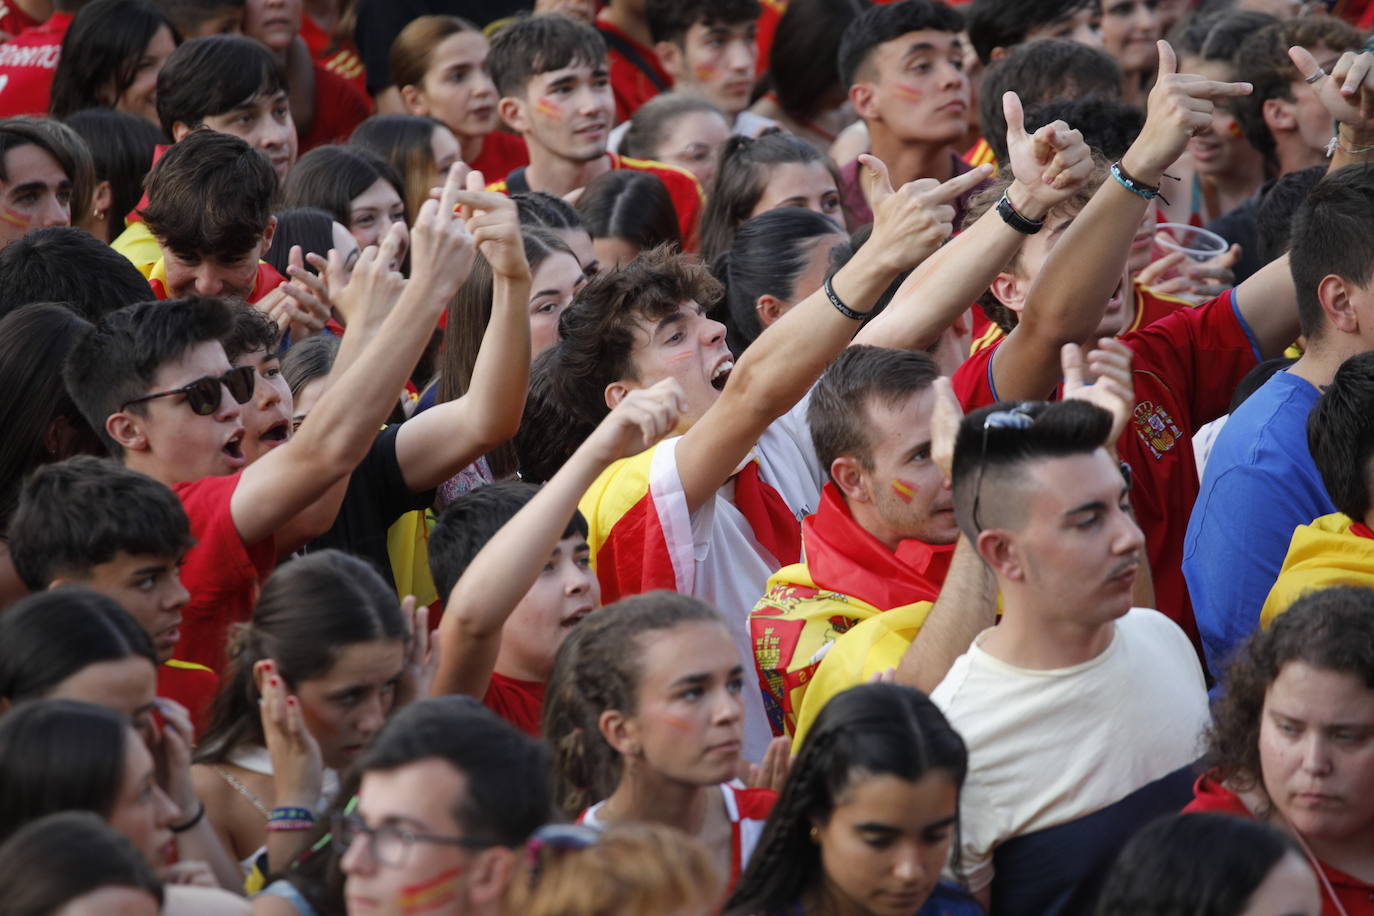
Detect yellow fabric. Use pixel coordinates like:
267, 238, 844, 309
578, 446, 660, 563
112, 220, 160, 273
163, 658, 211, 672
1261, 512, 1374, 627
387, 509, 439, 606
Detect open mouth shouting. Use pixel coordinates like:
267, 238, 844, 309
222, 428, 246, 467
710, 357, 734, 392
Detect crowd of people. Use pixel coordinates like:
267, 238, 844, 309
0, 0, 1373, 913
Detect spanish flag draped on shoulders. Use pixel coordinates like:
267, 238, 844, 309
750, 482, 953, 745
1261, 513, 1374, 627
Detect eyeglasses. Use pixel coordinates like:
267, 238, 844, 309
331, 811, 496, 869
970, 403, 1039, 534
524, 823, 601, 887
120, 366, 255, 416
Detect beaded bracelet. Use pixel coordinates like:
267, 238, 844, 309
823, 275, 871, 321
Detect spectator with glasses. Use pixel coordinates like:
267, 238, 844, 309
930, 397, 1210, 914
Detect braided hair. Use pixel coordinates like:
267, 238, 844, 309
724, 683, 968, 914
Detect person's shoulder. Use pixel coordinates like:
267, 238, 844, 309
174, 472, 241, 504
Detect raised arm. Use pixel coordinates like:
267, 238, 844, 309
675, 159, 993, 514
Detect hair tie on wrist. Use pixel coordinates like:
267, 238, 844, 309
170, 802, 205, 833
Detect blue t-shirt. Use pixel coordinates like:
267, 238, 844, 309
1183, 369, 1335, 674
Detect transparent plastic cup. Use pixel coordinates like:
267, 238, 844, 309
1154, 223, 1228, 262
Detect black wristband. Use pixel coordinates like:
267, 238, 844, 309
995, 191, 1045, 235
170, 802, 205, 833
823, 275, 871, 321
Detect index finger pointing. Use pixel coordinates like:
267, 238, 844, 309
438, 157, 466, 218
1181, 77, 1253, 98
929, 162, 993, 202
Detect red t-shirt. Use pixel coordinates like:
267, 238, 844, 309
482, 672, 545, 737
596, 16, 670, 124
0, 12, 71, 118
969, 280, 1192, 355
172, 473, 276, 673
0, 0, 41, 41
469, 130, 528, 187
156, 659, 219, 738
298, 12, 368, 101
951, 290, 1260, 658
754, 0, 787, 76
298, 62, 369, 152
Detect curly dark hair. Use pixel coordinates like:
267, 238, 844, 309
1205, 586, 1374, 805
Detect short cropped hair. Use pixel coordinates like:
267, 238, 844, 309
221, 300, 280, 363
8, 456, 193, 591
837, 0, 964, 89
155, 35, 287, 139
1289, 163, 1374, 344
64, 297, 235, 457
1309, 351, 1374, 521
950, 399, 1112, 539
427, 481, 589, 602
645, 0, 762, 45
808, 346, 940, 484
965, 0, 1095, 65
140, 129, 276, 260
487, 13, 607, 99
0, 228, 152, 324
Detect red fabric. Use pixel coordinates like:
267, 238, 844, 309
754, 0, 786, 76
298, 62, 369, 152
610, 153, 703, 252
173, 473, 276, 672
0, 11, 71, 118
148, 260, 286, 305
969, 279, 1190, 356
592, 486, 681, 605
726, 784, 777, 895
0, 0, 42, 39
596, 16, 670, 123
298, 12, 368, 101
469, 130, 528, 186
735, 460, 802, 568
1351, 521, 1374, 541
156, 660, 219, 738
125, 143, 170, 224
805, 482, 953, 609
482, 672, 545, 737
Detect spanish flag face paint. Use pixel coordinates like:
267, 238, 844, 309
0, 206, 29, 229
891, 479, 917, 504
535, 97, 564, 120
398, 865, 465, 914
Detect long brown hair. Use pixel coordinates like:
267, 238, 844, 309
390, 15, 479, 96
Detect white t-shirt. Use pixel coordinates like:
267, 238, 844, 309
930, 607, 1209, 893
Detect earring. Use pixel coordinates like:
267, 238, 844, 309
92, 208, 106, 221
809, 826, 819, 843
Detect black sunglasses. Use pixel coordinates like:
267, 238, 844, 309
120, 365, 256, 416
970, 403, 1039, 534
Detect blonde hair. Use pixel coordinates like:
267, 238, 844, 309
501, 823, 721, 916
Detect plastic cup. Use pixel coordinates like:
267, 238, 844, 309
1154, 223, 1228, 262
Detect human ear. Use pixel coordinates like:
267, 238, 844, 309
1263, 96, 1296, 133
830, 456, 871, 504
976, 530, 1024, 582
849, 83, 879, 122
988, 271, 1028, 314
604, 380, 630, 411
599, 708, 640, 758
654, 41, 684, 82
1317, 274, 1357, 334
399, 84, 427, 116
171, 121, 195, 143
499, 96, 529, 133
467, 847, 518, 906
105, 412, 148, 455
755, 293, 785, 328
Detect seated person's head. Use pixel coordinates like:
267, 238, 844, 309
140, 130, 278, 298
0, 587, 159, 724
220, 301, 289, 464
1288, 162, 1374, 353
967, 0, 1103, 66
645, 0, 762, 117
429, 482, 597, 683
156, 35, 296, 181
339, 695, 551, 915
512, 190, 599, 277
390, 16, 501, 148
978, 37, 1122, 166
0, 227, 153, 323
620, 93, 731, 191
837, 1, 969, 148
8, 457, 192, 663
951, 399, 1141, 615
149, 0, 244, 39
1208, 586, 1374, 863
1307, 351, 1374, 526
699, 130, 842, 263
0, 117, 83, 250
718, 206, 851, 354
63, 296, 253, 483
350, 114, 461, 224
575, 170, 681, 270
1234, 15, 1364, 173
487, 14, 613, 165
46, 0, 180, 126
809, 346, 952, 547
1256, 163, 1325, 267
283, 144, 407, 251
728, 683, 967, 915
195, 550, 409, 773
0, 811, 164, 916
63, 109, 165, 245
0, 699, 181, 869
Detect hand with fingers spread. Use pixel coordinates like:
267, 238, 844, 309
1062, 338, 1135, 447
861, 154, 994, 273
1123, 41, 1252, 183
741, 736, 791, 792
409, 162, 479, 302
929, 376, 964, 483
281, 244, 333, 331
395, 596, 435, 707
1003, 91, 1095, 218
149, 698, 199, 816
1289, 47, 1374, 143
331, 221, 409, 334
256, 659, 324, 808
583, 378, 689, 466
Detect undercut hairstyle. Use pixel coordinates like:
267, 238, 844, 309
0, 812, 163, 916
196, 550, 408, 763
966, 0, 1096, 65
264, 207, 336, 279
543, 244, 723, 434
63, 296, 235, 457
950, 399, 1113, 539
48, 0, 180, 121
513, 190, 585, 231
428, 481, 589, 603
978, 38, 1122, 165
762, 0, 869, 123
1255, 164, 1324, 267
221, 299, 280, 363
1308, 351, 1374, 521
1206, 585, 1374, 806
716, 206, 850, 355
487, 13, 607, 100
1095, 813, 1302, 916
8, 455, 192, 592
0, 116, 94, 221
726, 683, 968, 915
576, 170, 681, 251
155, 35, 287, 139
350, 114, 449, 222
140, 129, 276, 260
63, 109, 164, 243
389, 15, 480, 94
1234, 16, 1363, 168
148, 0, 245, 37
357, 695, 551, 847
0, 699, 132, 844
0, 227, 153, 323
0, 588, 157, 705
645, 0, 762, 46
543, 592, 723, 817
619, 93, 726, 164
282, 144, 404, 230
1289, 163, 1374, 344
808, 346, 941, 485
837, 0, 965, 89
